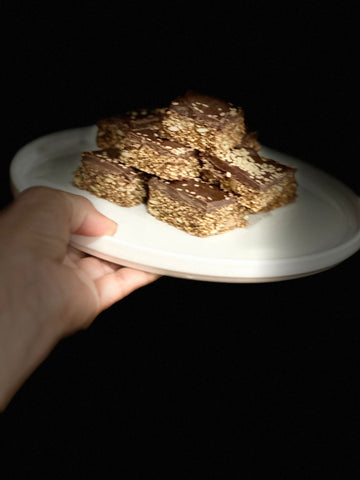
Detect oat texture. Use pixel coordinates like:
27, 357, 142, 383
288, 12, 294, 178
73, 166, 148, 207
147, 188, 248, 237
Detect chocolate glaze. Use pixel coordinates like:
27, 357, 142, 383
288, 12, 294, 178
96, 108, 165, 132
125, 129, 198, 159
167, 90, 244, 126
149, 176, 238, 213
202, 147, 296, 191
81, 149, 144, 179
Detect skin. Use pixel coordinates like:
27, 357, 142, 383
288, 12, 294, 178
0, 187, 159, 411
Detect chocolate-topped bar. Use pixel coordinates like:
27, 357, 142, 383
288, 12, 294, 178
112, 128, 201, 180
96, 108, 165, 149
73, 148, 148, 207
161, 91, 247, 153
147, 177, 248, 237
200, 146, 297, 212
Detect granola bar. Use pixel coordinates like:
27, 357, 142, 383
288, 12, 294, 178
200, 146, 297, 212
147, 176, 249, 237
112, 129, 201, 180
96, 108, 165, 149
73, 148, 148, 207
161, 90, 247, 153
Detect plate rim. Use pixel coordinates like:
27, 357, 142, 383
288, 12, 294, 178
9, 125, 360, 283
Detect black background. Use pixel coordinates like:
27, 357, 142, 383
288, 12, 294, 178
1, 1, 359, 478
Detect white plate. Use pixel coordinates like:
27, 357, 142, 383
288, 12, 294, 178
10, 125, 360, 282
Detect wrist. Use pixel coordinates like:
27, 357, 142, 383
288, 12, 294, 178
0, 270, 63, 411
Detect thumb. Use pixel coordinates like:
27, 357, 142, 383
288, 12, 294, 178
5, 187, 118, 259
65, 192, 118, 237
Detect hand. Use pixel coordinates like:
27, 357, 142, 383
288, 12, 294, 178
0, 187, 159, 410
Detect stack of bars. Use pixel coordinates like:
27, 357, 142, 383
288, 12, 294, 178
73, 91, 297, 237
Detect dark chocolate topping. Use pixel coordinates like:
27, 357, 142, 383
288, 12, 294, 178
202, 147, 296, 191
149, 176, 237, 213
81, 149, 143, 179
126, 129, 198, 158
96, 108, 165, 132
167, 90, 244, 126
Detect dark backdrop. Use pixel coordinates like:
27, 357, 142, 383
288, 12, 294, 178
1, 2, 359, 478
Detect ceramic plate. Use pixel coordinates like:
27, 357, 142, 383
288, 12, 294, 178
10, 126, 360, 282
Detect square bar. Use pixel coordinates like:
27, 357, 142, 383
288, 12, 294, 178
112, 129, 201, 180
200, 146, 297, 212
73, 148, 148, 207
161, 91, 247, 153
96, 108, 165, 149
147, 176, 249, 237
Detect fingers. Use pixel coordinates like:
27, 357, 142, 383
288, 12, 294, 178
94, 268, 160, 312
76, 255, 120, 280
65, 245, 88, 263
67, 253, 160, 314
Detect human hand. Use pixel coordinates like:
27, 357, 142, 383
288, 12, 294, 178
0, 187, 159, 410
